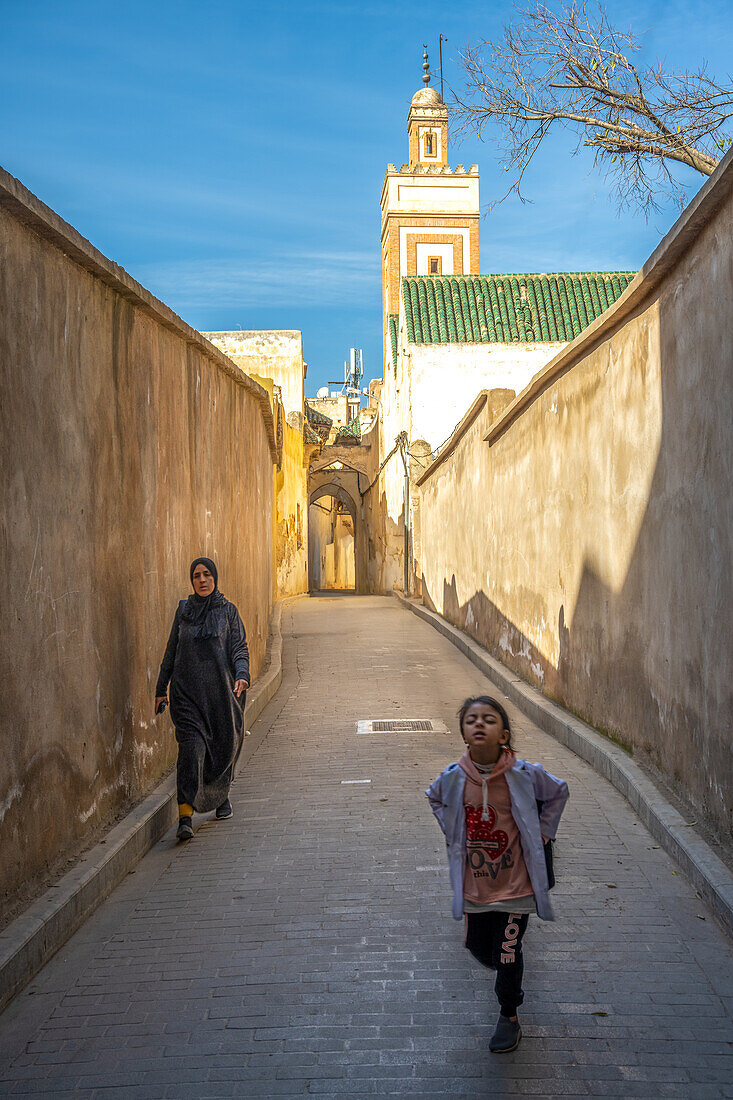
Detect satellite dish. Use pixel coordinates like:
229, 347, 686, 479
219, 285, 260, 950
316, 386, 329, 399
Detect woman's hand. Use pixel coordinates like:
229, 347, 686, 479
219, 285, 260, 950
154, 696, 168, 717
233, 679, 249, 698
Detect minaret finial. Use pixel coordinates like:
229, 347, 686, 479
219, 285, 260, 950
422, 46, 430, 85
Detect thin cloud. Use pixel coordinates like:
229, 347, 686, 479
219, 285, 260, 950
136, 251, 380, 310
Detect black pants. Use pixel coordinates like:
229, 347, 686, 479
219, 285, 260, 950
465, 911, 529, 1017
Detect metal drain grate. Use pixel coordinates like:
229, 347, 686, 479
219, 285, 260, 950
357, 719, 443, 735
372, 719, 434, 732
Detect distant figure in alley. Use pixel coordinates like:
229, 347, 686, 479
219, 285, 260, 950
154, 557, 249, 840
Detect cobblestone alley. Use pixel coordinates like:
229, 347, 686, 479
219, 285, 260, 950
1, 596, 732, 1098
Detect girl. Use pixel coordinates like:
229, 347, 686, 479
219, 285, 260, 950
426, 696, 568, 1053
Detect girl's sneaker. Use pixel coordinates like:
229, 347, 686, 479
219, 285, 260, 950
215, 799, 233, 820
176, 816, 193, 841
489, 1015, 521, 1053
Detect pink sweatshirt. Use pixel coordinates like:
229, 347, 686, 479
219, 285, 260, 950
459, 749, 534, 906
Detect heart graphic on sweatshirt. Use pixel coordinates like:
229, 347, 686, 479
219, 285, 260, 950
465, 804, 509, 859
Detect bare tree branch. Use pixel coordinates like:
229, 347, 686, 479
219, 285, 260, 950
446, 0, 733, 214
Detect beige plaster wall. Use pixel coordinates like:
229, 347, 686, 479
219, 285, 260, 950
308, 394, 350, 427
307, 500, 354, 590
325, 514, 355, 590
0, 171, 275, 920
334, 516, 355, 589
203, 342, 308, 600
308, 500, 332, 590
274, 417, 308, 598
357, 416, 404, 595
205, 330, 305, 419
418, 158, 733, 836
307, 394, 360, 444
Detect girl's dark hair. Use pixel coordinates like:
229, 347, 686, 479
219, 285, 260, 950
458, 696, 513, 749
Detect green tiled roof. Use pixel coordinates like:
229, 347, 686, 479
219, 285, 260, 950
388, 313, 399, 366
402, 272, 636, 345
334, 416, 361, 443
303, 420, 321, 444
305, 401, 333, 427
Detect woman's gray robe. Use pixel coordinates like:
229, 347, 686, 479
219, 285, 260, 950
156, 598, 249, 812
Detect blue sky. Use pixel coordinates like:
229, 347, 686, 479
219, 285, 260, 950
1, 0, 731, 396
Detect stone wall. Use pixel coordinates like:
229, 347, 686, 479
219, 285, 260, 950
417, 153, 733, 838
0, 167, 277, 920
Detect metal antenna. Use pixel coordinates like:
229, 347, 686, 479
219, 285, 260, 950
439, 34, 447, 100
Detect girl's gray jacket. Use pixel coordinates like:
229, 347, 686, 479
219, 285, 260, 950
426, 758, 569, 921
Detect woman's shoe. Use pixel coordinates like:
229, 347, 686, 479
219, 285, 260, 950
489, 1015, 521, 1053
176, 816, 194, 841
215, 799, 233, 820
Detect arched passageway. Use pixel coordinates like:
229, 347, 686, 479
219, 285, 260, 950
308, 482, 363, 593
309, 494, 355, 591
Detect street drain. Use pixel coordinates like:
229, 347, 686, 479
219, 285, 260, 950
356, 719, 443, 734
374, 719, 434, 732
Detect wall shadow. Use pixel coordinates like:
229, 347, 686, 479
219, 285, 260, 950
419, 173, 733, 838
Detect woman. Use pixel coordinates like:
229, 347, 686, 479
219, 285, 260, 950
155, 557, 249, 841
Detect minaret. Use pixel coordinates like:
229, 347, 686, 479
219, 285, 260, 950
408, 47, 449, 167
380, 50, 480, 368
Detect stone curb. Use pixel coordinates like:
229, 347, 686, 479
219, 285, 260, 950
395, 592, 733, 937
0, 600, 286, 1014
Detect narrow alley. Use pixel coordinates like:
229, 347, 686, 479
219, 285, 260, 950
1, 596, 732, 1098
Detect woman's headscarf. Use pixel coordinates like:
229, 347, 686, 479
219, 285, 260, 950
181, 556, 227, 638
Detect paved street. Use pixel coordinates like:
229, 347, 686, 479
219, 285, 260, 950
1, 595, 732, 1098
